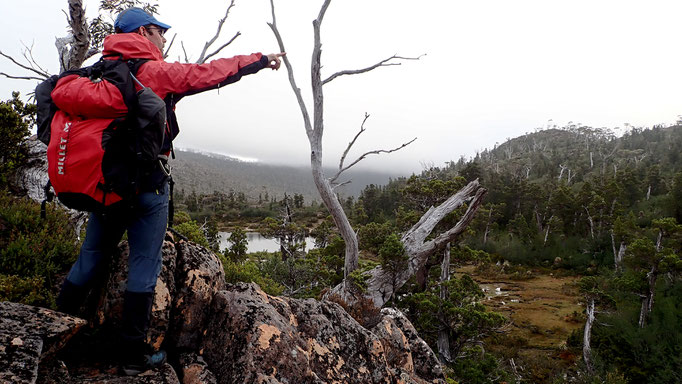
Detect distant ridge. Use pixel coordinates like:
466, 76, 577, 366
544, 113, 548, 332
170, 149, 402, 202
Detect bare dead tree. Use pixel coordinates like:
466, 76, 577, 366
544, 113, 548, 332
558, 164, 567, 181
583, 297, 596, 374
268, 0, 486, 306
610, 230, 626, 273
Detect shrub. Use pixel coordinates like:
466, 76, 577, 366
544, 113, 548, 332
0, 274, 50, 307
173, 220, 210, 248
0, 191, 79, 306
220, 253, 284, 296
0, 92, 35, 190
357, 222, 396, 255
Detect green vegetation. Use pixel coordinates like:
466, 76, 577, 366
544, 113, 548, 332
0, 93, 79, 307
3, 85, 682, 383
0, 92, 36, 191
0, 191, 80, 307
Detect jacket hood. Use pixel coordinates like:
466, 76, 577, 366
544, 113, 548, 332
102, 33, 164, 61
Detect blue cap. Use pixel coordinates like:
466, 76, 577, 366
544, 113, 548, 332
114, 7, 171, 33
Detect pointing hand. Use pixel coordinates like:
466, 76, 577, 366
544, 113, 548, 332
266, 52, 286, 70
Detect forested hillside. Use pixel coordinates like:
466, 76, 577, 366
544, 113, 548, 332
171, 149, 400, 201
347, 124, 682, 383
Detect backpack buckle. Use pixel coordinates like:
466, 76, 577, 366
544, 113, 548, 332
158, 155, 171, 177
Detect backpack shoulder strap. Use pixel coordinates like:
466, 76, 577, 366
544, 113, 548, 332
35, 75, 60, 146
127, 59, 150, 77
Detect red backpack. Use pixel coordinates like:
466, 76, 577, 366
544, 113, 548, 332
36, 56, 167, 212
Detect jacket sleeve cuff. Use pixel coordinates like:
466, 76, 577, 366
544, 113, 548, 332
259, 55, 269, 69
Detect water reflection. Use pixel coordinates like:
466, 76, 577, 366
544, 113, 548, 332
218, 232, 316, 253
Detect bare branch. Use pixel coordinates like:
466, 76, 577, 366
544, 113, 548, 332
164, 33, 177, 59
338, 113, 370, 174
330, 137, 417, 183
267, 0, 313, 138
181, 41, 190, 63
20, 41, 50, 76
201, 31, 241, 63
425, 187, 488, 250
0, 50, 50, 79
323, 54, 425, 85
311, 0, 332, 140
331, 180, 352, 190
0, 72, 45, 81
317, 0, 332, 23
196, 0, 237, 64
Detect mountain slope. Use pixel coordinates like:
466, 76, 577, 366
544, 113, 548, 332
170, 149, 401, 201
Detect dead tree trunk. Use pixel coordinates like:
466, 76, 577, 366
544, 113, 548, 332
57, 0, 91, 73
610, 231, 626, 273
639, 231, 662, 328
356, 181, 486, 307
583, 298, 595, 374
558, 164, 567, 181
437, 243, 451, 364
483, 207, 494, 246
270, 0, 482, 305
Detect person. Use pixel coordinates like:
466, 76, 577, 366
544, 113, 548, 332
54, 7, 285, 376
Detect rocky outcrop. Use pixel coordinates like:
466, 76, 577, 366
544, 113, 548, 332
169, 242, 225, 351
0, 302, 86, 383
201, 283, 444, 384
1, 238, 445, 383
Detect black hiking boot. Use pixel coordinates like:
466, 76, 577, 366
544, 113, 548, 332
120, 345, 167, 376
55, 279, 90, 316
118, 290, 167, 375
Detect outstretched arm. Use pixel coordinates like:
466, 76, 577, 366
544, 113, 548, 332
138, 52, 285, 99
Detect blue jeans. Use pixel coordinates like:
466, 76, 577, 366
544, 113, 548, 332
66, 182, 169, 293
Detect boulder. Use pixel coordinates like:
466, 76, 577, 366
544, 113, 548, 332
201, 283, 445, 384
0, 302, 86, 383
0, 334, 43, 384
377, 308, 444, 382
169, 242, 225, 350
178, 352, 217, 384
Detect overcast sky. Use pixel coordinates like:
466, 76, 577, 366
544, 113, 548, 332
2, 1, 682, 174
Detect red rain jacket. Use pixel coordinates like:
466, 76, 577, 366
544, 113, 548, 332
102, 33, 267, 101
101, 33, 268, 188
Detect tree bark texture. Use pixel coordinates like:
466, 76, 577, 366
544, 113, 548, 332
58, 0, 90, 73
357, 181, 486, 307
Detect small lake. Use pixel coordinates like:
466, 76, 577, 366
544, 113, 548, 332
218, 232, 316, 254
